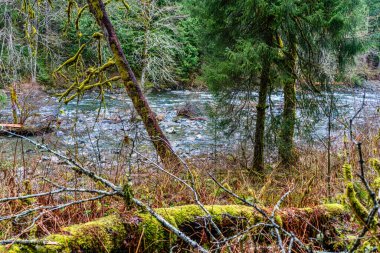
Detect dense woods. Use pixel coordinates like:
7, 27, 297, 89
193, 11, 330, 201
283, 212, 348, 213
0, 0, 379, 252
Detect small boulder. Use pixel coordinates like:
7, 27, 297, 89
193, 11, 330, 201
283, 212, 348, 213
176, 102, 203, 119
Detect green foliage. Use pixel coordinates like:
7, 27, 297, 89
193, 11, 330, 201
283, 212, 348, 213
196, 0, 368, 89
343, 163, 353, 181
37, 57, 53, 85
0, 0, 372, 89
63, 5, 103, 63
190, 0, 369, 164
346, 182, 370, 225
204, 40, 271, 93
0, 91, 6, 109
370, 158, 380, 174
367, 0, 380, 50
175, 16, 201, 82
62, 0, 198, 89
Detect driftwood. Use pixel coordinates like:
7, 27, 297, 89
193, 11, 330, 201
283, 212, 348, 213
0, 124, 53, 136
0, 204, 349, 253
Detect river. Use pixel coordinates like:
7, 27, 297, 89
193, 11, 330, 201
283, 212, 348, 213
0, 82, 379, 158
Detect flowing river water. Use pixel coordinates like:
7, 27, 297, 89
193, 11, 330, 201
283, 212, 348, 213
0, 82, 379, 158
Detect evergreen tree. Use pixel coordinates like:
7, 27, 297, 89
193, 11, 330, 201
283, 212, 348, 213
196, 0, 367, 174
367, 0, 380, 50
196, 0, 283, 174
277, 0, 367, 166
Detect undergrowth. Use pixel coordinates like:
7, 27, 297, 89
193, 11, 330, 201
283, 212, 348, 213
0, 126, 378, 244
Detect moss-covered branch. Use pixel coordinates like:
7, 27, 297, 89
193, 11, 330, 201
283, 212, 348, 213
53, 44, 86, 76
0, 204, 348, 253
56, 59, 117, 103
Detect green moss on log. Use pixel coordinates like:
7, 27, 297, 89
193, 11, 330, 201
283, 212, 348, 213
343, 163, 353, 181
370, 158, 380, 175
342, 164, 374, 227
0, 204, 348, 253
0, 215, 127, 253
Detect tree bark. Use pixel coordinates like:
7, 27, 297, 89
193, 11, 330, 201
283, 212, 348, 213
251, 17, 278, 174
252, 28, 274, 174
279, 41, 297, 167
87, 0, 179, 167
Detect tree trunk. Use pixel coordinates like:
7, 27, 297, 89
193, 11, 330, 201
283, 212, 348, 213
87, 0, 180, 167
252, 55, 271, 174
140, 29, 149, 90
251, 19, 276, 174
279, 41, 297, 167
10, 85, 18, 124
0, 204, 348, 253
28, 4, 38, 83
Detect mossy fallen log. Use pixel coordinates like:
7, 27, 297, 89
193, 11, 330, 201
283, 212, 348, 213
0, 204, 348, 253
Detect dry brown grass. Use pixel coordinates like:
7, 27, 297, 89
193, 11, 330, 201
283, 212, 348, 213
0, 124, 378, 251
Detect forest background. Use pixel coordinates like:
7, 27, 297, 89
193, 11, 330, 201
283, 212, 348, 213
0, 0, 379, 252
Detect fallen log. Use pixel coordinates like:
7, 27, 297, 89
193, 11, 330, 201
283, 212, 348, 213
0, 124, 23, 128
0, 125, 53, 136
0, 204, 348, 253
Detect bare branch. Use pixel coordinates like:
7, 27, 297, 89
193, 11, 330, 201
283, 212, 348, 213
349, 91, 366, 142
0, 129, 121, 192
0, 187, 115, 203
0, 240, 59, 246
0, 193, 118, 222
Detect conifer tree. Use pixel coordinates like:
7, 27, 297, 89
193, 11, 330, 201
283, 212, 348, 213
196, 0, 367, 174
278, 0, 367, 166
